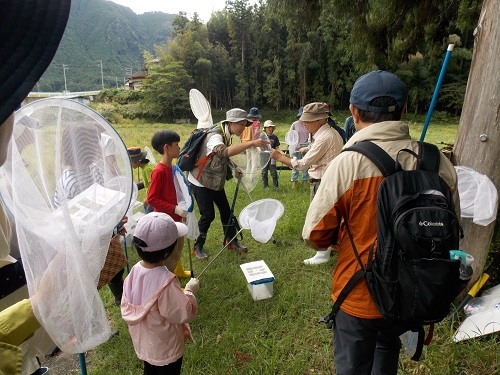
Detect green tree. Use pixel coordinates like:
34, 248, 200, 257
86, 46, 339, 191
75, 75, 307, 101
140, 60, 193, 120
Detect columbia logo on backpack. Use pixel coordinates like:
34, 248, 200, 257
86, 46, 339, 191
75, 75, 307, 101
419, 221, 444, 227
318, 141, 466, 361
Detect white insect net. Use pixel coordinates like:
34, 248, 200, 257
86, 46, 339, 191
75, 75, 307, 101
238, 198, 284, 243
230, 134, 271, 193
0, 98, 134, 354
285, 130, 299, 155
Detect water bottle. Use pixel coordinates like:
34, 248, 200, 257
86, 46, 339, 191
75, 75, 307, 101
400, 331, 418, 357
450, 250, 473, 290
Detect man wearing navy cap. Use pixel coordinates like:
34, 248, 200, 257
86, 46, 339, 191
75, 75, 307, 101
302, 70, 458, 374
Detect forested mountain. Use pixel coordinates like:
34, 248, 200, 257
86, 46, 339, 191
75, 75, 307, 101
37, 0, 175, 92
38, 0, 483, 119
135, 0, 482, 119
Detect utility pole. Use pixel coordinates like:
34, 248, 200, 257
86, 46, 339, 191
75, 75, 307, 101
115, 77, 118, 88
62, 64, 69, 93
98, 60, 104, 89
124, 67, 132, 88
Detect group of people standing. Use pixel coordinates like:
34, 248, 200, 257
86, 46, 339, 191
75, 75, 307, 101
0, 1, 460, 374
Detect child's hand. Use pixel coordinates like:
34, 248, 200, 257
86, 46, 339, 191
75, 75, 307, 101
185, 278, 199, 294
174, 206, 188, 218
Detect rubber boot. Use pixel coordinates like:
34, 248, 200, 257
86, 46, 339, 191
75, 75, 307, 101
173, 259, 191, 278
193, 233, 209, 260
304, 248, 331, 265
262, 175, 269, 189
273, 177, 279, 190
225, 238, 248, 253
108, 281, 123, 305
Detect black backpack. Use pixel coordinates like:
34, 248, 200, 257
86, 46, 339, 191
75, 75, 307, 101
327, 118, 347, 144
177, 124, 219, 172
319, 141, 464, 361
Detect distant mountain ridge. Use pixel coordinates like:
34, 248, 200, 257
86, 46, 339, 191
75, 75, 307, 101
38, 0, 175, 92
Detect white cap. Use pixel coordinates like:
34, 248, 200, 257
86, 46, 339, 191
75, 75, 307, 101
263, 120, 275, 128
134, 212, 187, 252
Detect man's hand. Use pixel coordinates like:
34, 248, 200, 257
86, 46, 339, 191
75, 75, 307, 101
252, 138, 270, 148
299, 146, 309, 155
270, 148, 286, 161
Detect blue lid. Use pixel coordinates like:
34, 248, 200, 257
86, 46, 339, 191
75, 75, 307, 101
250, 277, 275, 285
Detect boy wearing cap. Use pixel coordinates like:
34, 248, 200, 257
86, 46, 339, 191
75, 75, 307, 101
188, 108, 269, 258
121, 212, 199, 375
270, 102, 343, 264
302, 71, 458, 374
261, 120, 280, 190
128, 147, 154, 213
0, 1, 71, 374
289, 107, 310, 187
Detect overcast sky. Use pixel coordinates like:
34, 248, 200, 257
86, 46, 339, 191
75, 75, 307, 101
109, 0, 231, 23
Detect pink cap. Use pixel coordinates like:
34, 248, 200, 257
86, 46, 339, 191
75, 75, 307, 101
134, 212, 188, 252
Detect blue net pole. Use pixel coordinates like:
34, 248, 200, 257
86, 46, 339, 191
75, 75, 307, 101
420, 44, 455, 142
78, 353, 88, 375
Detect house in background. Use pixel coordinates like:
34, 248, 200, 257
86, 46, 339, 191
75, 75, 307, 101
125, 70, 148, 90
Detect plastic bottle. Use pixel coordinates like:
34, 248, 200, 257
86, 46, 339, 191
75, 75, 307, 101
400, 331, 418, 357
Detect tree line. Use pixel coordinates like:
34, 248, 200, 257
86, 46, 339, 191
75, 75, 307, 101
101, 0, 482, 121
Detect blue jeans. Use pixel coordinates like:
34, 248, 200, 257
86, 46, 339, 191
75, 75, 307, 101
290, 151, 309, 182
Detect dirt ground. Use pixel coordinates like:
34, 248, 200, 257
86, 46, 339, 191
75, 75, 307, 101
41, 349, 83, 375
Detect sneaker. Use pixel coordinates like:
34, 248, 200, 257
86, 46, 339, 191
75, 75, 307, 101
193, 247, 209, 260
225, 239, 248, 253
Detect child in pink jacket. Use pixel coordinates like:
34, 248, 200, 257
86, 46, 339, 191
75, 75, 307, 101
121, 212, 200, 375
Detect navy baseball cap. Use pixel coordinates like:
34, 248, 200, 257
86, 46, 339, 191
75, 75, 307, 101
349, 70, 407, 113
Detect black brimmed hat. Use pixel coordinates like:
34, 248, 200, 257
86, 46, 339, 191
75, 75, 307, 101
0, 0, 71, 125
127, 147, 148, 163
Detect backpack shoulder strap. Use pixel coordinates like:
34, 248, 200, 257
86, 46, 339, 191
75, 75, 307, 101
344, 141, 397, 177
417, 141, 440, 173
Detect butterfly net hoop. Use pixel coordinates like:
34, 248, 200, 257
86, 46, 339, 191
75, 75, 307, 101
0, 98, 134, 354
285, 130, 299, 155
189, 89, 213, 129
238, 199, 284, 243
143, 146, 157, 166
230, 133, 271, 193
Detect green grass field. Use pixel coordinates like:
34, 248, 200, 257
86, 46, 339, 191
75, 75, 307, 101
76, 113, 499, 374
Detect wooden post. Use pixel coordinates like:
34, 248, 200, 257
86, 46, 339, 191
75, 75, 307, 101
452, 0, 500, 281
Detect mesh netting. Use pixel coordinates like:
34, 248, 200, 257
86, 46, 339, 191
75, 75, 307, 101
0, 98, 134, 354
238, 199, 284, 243
190, 89, 213, 129
285, 130, 299, 154
230, 135, 271, 193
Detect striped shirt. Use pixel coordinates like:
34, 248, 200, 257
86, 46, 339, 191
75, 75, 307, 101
53, 164, 104, 207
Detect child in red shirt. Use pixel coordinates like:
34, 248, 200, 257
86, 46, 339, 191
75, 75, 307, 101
147, 130, 190, 278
